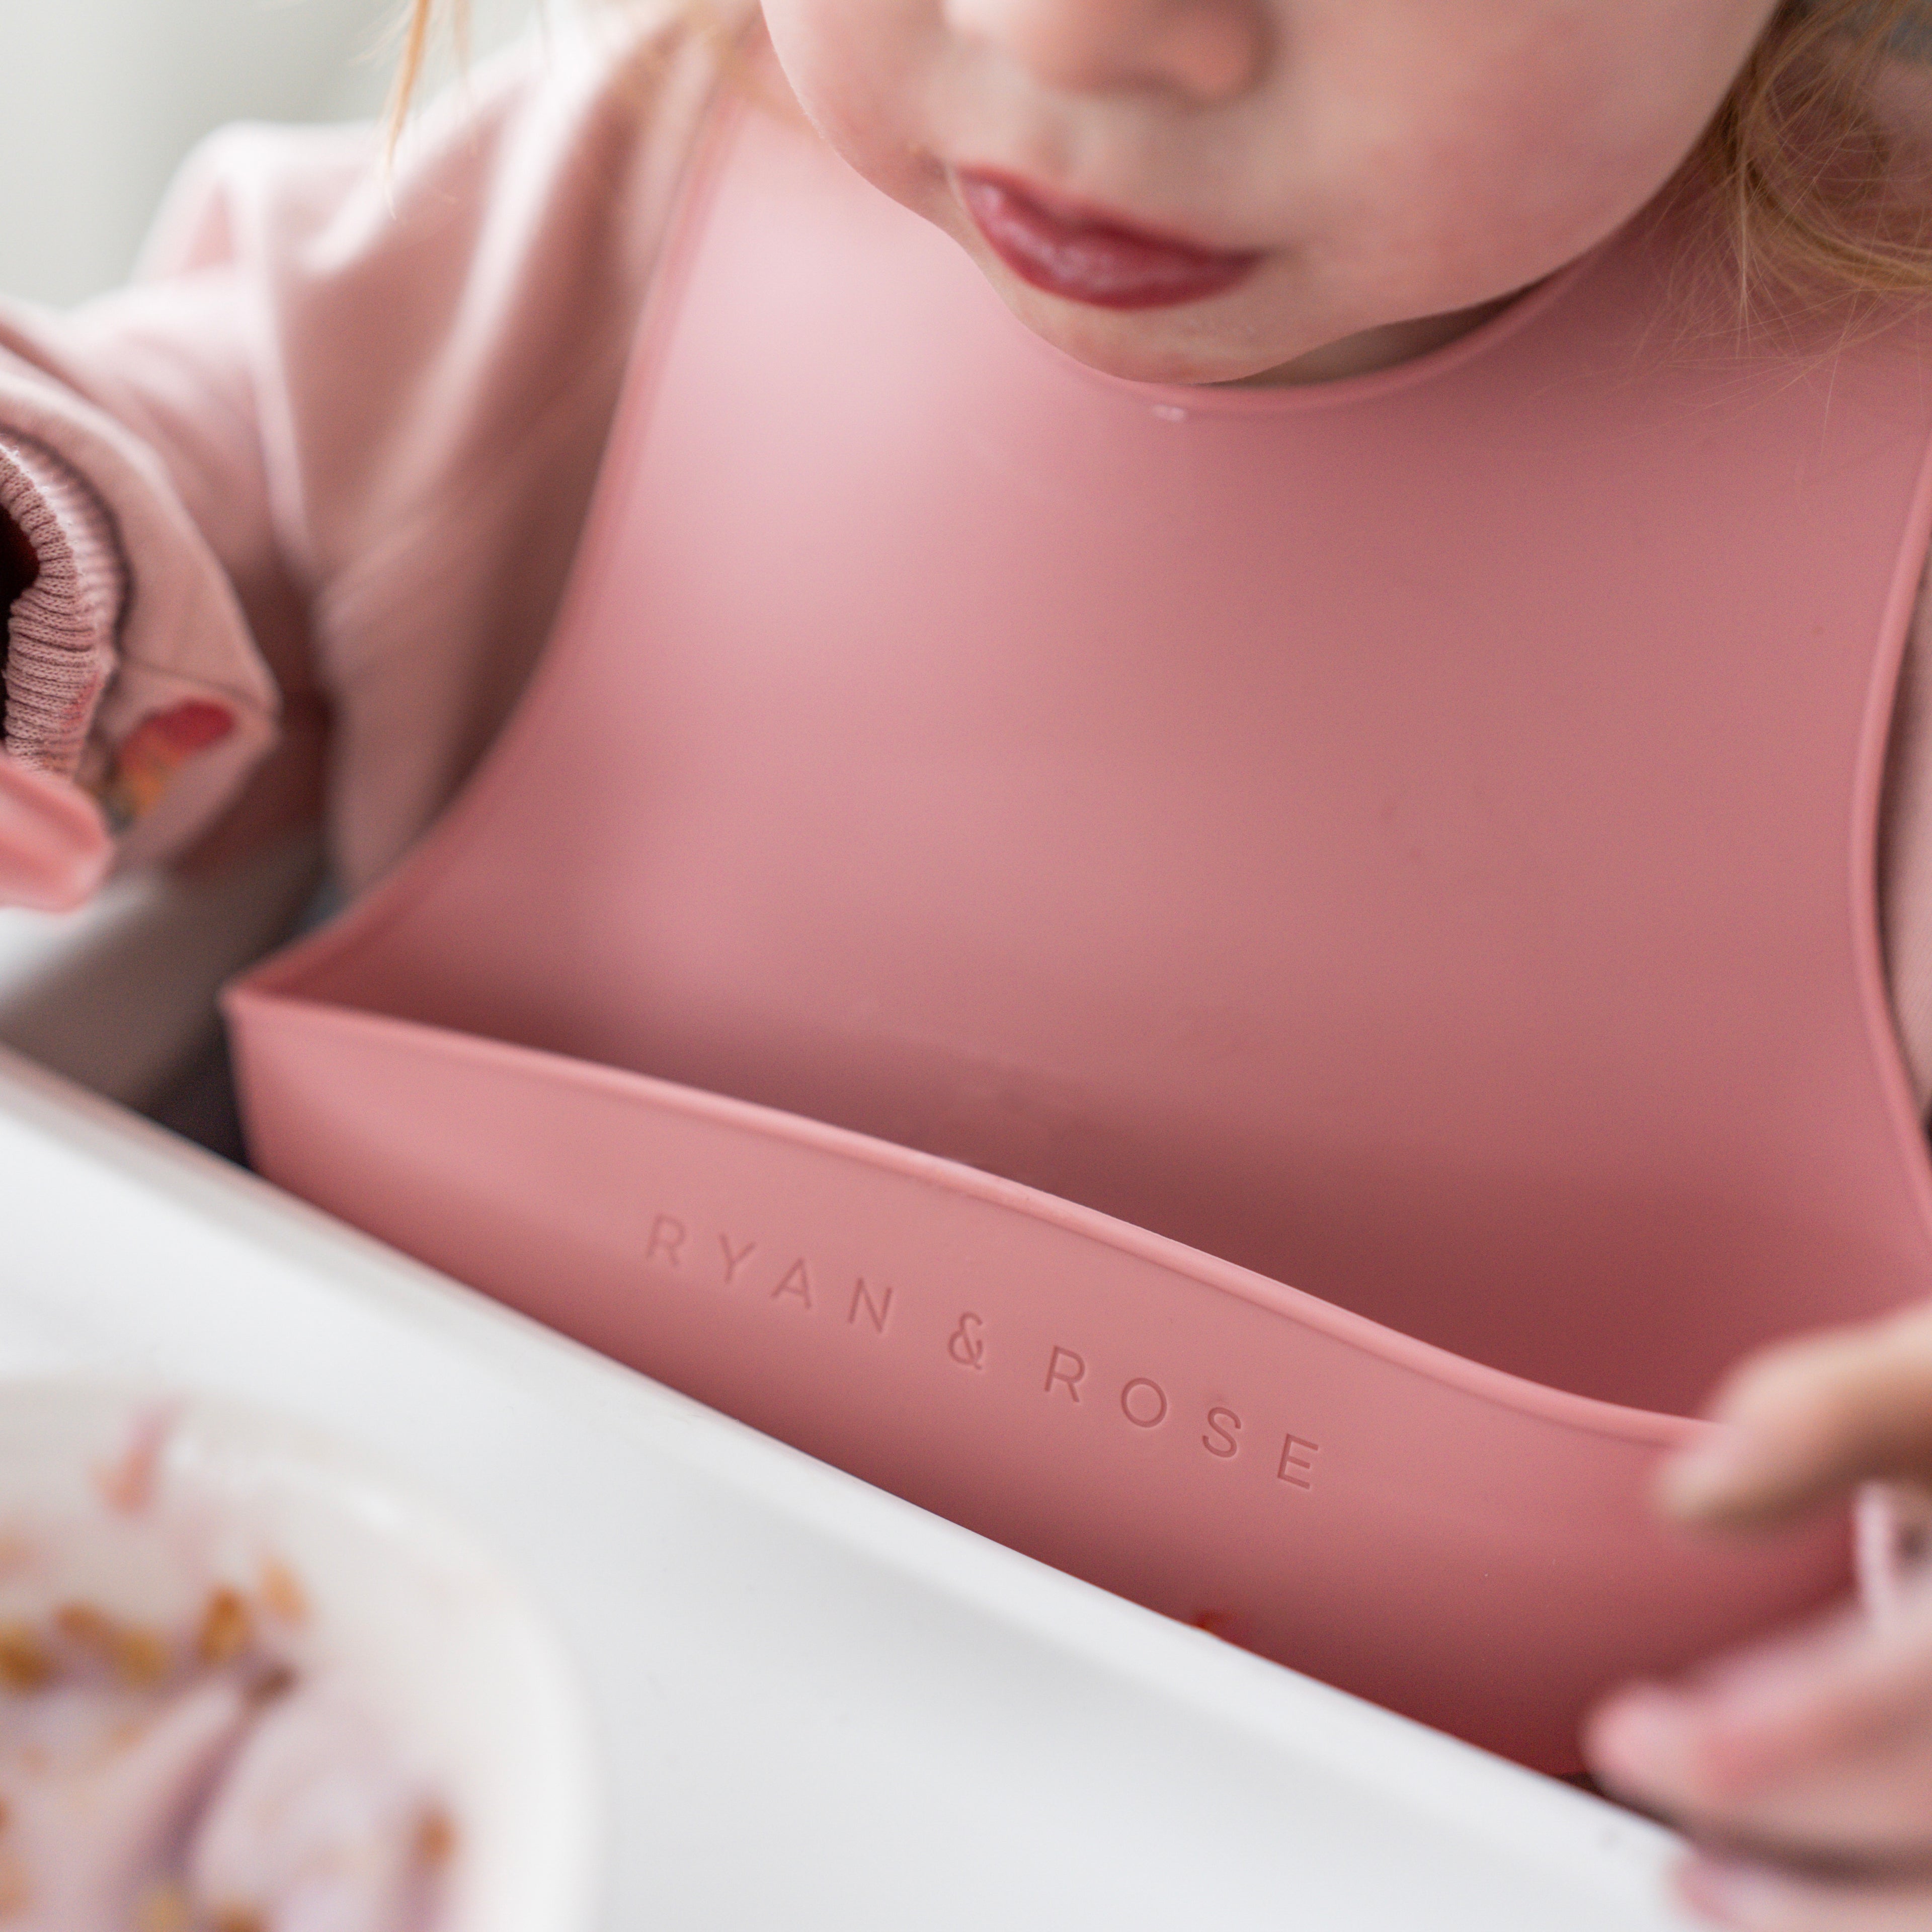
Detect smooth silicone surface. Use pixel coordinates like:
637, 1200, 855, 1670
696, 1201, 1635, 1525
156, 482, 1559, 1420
230, 97, 1932, 1772
0, 1047, 1703, 1929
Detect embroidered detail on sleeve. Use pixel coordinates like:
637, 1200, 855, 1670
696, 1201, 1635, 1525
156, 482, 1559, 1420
93, 699, 236, 833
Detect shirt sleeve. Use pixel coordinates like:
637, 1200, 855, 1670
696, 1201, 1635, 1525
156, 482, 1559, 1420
0, 433, 126, 780
0, 0, 721, 884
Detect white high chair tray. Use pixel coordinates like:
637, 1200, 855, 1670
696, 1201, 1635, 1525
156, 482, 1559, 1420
0, 1046, 1700, 1930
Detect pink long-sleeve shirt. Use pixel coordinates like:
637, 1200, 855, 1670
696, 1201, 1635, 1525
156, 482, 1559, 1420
13, 8, 1932, 1115
0, 7, 715, 882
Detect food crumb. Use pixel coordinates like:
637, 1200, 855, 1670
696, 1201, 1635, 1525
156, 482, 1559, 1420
1185, 1608, 1241, 1644
209, 1907, 268, 1932
197, 1589, 252, 1666
416, 1805, 458, 1867
55, 1602, 173, 1686
136, 1882, 194, 1932
112, 1626, 172, 1689
55, 1601, 115, 1650
94, 1411, 172, 1515
0, 1627, 53, 1693
257, 1559, 307, 1627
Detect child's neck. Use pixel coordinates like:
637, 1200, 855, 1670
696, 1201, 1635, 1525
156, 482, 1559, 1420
1228, 293, 1521, 386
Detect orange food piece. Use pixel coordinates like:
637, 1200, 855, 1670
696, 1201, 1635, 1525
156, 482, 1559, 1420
54, 1602, 114, 1649
416, 1804, 459, 1867
197, 1589, 252, 1666
0, 1626, 54, 1693
135, 1883, 193, 1932
257, 1559, 307, 1627
92, 1412, 171, 1514
111, 1627, 172, 1689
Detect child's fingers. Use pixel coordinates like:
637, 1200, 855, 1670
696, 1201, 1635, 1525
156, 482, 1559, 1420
1658, 1308, 1932, 1528
1678, 1857, 1932, 1931
1586, 1586, 1932, 1856
0, 757, 108, 910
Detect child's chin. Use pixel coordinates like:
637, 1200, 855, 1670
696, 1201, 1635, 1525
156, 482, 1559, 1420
994, 283, 1297, 390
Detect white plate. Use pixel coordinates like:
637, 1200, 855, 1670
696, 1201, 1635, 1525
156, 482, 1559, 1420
0, 1047, 1698, 1930
0, 1382, 599, 1932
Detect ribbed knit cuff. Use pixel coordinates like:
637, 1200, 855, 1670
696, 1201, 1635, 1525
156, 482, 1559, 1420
0, 432, 126, 779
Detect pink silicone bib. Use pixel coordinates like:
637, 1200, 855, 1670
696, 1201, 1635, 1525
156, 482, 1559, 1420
229, 90, 1932, 1770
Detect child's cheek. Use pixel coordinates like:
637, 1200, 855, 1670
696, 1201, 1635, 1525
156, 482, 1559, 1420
1328, 3, 1773, 302
1359, 105, 1699, 313
762, 0, 937, 202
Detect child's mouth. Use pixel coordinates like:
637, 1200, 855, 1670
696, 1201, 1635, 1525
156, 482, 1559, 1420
955, 171, 1260, 309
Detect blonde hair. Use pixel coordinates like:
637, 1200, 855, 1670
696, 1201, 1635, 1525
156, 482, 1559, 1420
1703, 0, 1932, 308
390, 0, 1932, 308
387, 0, 467, 142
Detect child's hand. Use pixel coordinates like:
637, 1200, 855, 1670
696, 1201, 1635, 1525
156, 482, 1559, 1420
0, 756, 109, 910
1585, 1305, 1932, 1929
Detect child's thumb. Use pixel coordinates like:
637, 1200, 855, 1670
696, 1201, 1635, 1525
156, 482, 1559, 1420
1658, 1305, 1932, 1531
0, 757, 109, 911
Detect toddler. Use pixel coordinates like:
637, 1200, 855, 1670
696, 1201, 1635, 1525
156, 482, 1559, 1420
4, 0, 1932, 1922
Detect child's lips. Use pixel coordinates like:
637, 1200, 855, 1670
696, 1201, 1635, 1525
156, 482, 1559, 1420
954, 170, 1260, 310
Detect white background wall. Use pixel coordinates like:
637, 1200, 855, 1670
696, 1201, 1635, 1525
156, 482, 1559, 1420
0, 0, 526, 304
